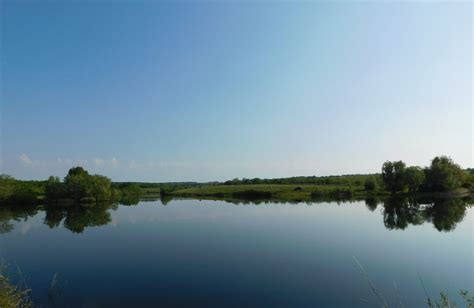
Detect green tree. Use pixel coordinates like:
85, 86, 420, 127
63, 167, 114, 203
64, 167, 92, 201
381, 161, 406, 193
404, 166, 425, 193
45, 176, 64, 200
425, 156, 464, 192
364, 177, 377, 191
90, 175, 112, 201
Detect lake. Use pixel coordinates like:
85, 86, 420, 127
0, 198, 472, 307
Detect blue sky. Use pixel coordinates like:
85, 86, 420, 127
1, 1, 472, 182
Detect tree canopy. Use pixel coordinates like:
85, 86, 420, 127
424, 156, 465, 192
381, 161, 407, 193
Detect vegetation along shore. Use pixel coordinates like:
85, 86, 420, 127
0, 156, 472, 206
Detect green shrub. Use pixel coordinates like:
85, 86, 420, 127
0, 266, 32, 308
364, 178, 377, 191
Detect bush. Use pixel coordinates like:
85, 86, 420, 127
404, 166, 425, 193
0, 265, 32, 308
364, 178, 376, 191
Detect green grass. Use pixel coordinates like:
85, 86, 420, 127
171, 184, 371, 201
140, 187, 162, 196
0, 268, 31, 308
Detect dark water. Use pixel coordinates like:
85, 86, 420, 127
0, 198, 472, 307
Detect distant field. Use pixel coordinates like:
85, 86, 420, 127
171, 184, 366, 201
140, 187, 162, 195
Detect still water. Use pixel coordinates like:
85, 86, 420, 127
0, 198, 472, 307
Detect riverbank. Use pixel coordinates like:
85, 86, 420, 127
169, 184, 472, 202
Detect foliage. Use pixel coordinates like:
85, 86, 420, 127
404, 166, 425, 193
44, 167, 133, 204
0, 264, 32, 308
63, 167, 94, 202
364, 177, 377, 191
45, 176, 64, 200
382, 161, 407, 193
380, 157, 467, 194
0, 175, 43, 205
223, 174, 379, 187
424, 156, 465, 192
0, 156, 471, 207
90, 175, 112, 201
427, 290, 474, 308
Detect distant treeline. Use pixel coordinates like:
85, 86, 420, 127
222, 156, 473, 195
0, 155, 472, 206
223, 174, 379, 186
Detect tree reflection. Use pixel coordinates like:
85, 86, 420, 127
364, 197, 380, 212
425, 199, 467, 232
382, 197, 425, 230
379, 197, 470, 232
62, 203, 112, 233
0, 205, 38, 233
44, 207, 66, 229
160, 194, 173, 206
0, 197, 471, 234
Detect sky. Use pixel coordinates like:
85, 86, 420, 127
0, 1, 472, 182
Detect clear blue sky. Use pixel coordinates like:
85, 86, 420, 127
1, 1, 472, 182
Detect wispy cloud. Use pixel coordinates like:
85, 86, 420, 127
110, 157, 119, 167
94, 157, 119, 168
19, 153, 33, 165
93, 158, 104, 166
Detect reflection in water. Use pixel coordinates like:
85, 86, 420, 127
0, 205, 39, 233
378, 197, 470, 232
0, 197, 471, 234
47, 203, 117, 234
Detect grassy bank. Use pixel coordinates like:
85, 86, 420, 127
170, 184, 473, 203
170, 184, 376, 201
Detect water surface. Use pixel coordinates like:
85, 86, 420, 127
0, 198, 472, 307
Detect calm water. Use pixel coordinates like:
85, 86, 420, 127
0, 198, 472, 307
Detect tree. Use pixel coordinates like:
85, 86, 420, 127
381, 161, 406, 193
63, 167, 114, 203
64, 167, 92, 201
425, 156, 464, 192
66, 166, 89, 178
404, 166, 425, 194
45, 176, 64, 200
90, 175, 112, 201
364, 177, 377, 191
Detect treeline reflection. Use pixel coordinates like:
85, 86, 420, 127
0, 197, 471, 234
372, 197, 471, 232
